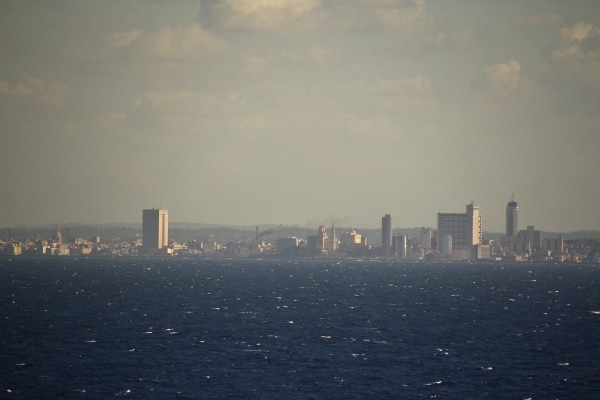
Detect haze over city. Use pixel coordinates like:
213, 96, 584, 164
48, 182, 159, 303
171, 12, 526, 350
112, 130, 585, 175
1, 1, 599, 232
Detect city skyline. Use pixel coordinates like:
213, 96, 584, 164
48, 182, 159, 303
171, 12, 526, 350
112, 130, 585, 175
1, 1, 600, 232
1, 197, 588, 239
0, 205, 583, 261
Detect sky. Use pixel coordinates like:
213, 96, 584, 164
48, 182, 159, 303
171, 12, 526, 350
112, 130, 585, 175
1, 0, 600, 233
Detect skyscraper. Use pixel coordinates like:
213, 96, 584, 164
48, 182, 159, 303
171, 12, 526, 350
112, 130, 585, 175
437, 202, 482, 258
381, 214, 392, 258
506, 196, 519, 237
142, 208, 169, 252
420, 227, 432, 249
392, 234, 408, 259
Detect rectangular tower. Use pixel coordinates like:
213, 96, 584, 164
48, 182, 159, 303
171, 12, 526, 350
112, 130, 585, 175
392, 234, 408, 259
466, 202, 482, 247
420, 227, 432, 249
506, 197, 519, 237
381, 214, 392, 258
142, 209, 169, 252
437, 202, 482, 258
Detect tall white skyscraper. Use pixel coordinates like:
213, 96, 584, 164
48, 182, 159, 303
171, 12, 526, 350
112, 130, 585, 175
437, 202, 482, 258
142, 209, 169, 252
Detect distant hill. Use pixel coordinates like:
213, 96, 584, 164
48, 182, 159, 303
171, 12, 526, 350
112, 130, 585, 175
552, 230, 600, 240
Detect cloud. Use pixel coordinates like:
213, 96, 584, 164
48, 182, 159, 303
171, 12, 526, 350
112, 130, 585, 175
63, 19, 228, 70
109, 22, 228, 61
0, 73, 68, 108
550, 22, 600, 88
329, 0, 435, 33
357, 0, 435, 32
106, 28, 144, 48
201, 0, 322, 32
199, 0, 434, 33
514, 12, 565, 27
484, 60, 523, 92
557, 22, 599, 43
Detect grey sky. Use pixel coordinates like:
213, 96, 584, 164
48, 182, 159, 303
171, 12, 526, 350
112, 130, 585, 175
1, 0, 599, 232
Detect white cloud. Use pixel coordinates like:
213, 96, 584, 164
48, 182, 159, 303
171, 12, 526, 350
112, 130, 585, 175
0, 73, 68, 108
551, 22, 600, 88
484, 60, 523, 92
127, 22, 228, 61
201, 0, 434, 33
557, 22, 599, 43
106, 28, 144, 48
208, 0, 322, 32
322, 0, 434, 32
367, 0, 434, 32
64, 21, 228, 72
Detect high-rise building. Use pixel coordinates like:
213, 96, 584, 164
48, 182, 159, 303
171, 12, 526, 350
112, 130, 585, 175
308, 225, 337, 254
522, 225, 542, 254
325, 224, 337, 253
276, 237, 299, 252
420, 227, 432, 249
440, 234, 452, 257
142, 208, 169, 252
392, 234, 408, 259
316, 225, 328, 251
340, 230, 363, 247
506, 196, 519, 237
437, 202, 482, 258
381, 214, 392, 258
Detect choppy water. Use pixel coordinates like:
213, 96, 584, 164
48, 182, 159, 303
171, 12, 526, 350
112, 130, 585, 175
1, 258, 599, 399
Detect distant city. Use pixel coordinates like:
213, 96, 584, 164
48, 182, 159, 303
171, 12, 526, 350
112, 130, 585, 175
1, 199, 600, 262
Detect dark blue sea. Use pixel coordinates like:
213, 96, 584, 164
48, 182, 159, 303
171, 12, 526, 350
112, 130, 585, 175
1, 258, 599, 399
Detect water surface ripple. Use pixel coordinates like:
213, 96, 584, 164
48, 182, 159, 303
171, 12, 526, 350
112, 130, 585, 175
1, 258, 599, 399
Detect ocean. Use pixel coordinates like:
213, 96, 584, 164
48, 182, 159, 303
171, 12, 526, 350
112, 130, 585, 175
1, 258, 599, 399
